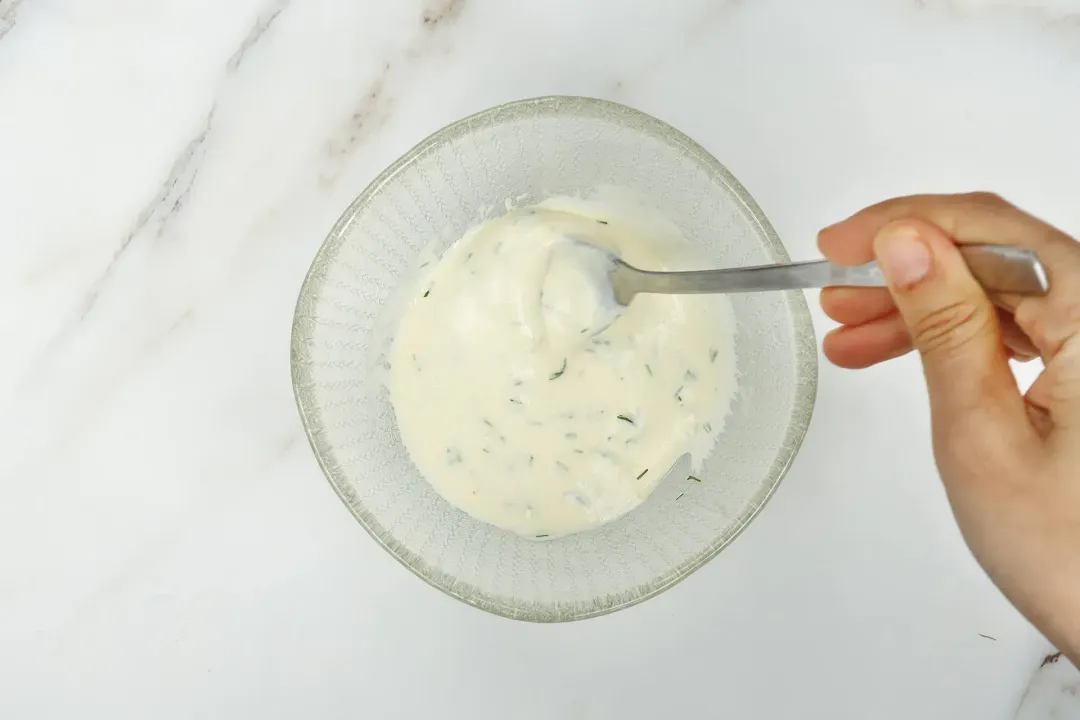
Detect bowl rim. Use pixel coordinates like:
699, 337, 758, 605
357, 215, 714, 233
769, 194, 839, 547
291, 95, 818, 622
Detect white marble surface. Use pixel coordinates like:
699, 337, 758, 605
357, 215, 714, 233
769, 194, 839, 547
3, 0, 1080, 717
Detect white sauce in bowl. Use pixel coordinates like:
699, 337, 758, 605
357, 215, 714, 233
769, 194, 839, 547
388, 198, 738, 538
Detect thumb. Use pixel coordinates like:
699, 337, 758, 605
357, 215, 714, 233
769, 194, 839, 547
873, 220, 1020, 421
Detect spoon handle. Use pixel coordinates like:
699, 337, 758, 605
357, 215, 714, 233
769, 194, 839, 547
624, 245, 1048, 296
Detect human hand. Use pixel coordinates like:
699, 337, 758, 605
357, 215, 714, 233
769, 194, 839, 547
818, 193, 1080, 663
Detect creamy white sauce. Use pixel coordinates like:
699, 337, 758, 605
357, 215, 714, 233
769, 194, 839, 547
388, 197, 738, 538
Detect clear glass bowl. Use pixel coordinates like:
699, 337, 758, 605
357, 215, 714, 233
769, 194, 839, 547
291, 96, 817, 621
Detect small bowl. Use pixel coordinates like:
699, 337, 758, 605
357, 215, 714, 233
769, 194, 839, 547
291, 96, 817, 621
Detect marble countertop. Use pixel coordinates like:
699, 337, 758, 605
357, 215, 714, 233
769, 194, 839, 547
3, 0, 1080, 717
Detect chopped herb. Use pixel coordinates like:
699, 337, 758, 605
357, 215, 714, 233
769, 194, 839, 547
535, 534, 549, 538
978, 634, 997, 641
513, 379, 524, 386
616, 414, 635, 425
675, 386, 684, 402
592, 338, 611, 346
481, 448, 490, 454
573, 449, 585, 454
675, 492, 685, 501
446, 447, 462, 465
596, 219, 609, 225
703, 422, 712, 433
528, 454, 535, 466
465, 251, 474, 262
709, 348, 719, 363
580, 327, 589, 334
689, 475, 702, 483
644, 363, 653, 376
498, 434, 506, 444
684, 369, 697, 381
509, 397, 523, 405
549, 358, 568, 380
555, 460, 569, 471
636, 468, 649, 480
482, 419, 494, 428
419, 261, 431, 268
422, 289, 430, 298
565, 432, 578, 440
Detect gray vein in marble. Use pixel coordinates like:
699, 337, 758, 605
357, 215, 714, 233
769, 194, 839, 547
914, 0, 1080, 29
74, 105, 215, 326
227, 0, 293, 73
320, 0, 468, 185
0, 0, 26, 42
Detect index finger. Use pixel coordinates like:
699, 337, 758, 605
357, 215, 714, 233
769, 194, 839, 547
817, 192, 1071, 266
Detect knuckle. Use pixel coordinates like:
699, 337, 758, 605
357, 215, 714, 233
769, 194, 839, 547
911, 299, 993, 356
963, 191, 1010, 209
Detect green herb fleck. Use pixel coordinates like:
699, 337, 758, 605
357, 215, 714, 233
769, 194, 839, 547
535, 534, 549, 538
592, 338, 611, 346
481, 448, 490, 454
703, 422, 712, 433
636, 468, 649, 480
555, 460, 569, 472
573, 449, 584, 454
675, 386, 684, 402
596, 219, 609, 225
644, 363, 653, 376
482, 418, 494, 428
565, 431, 578, 440
528, 454, 535, 466
709, 348, 719, 363
422, 289, 430, 298
684, 369, 697, 381
675, 492, 685, 501
689, 475, 702, 483
616, 414, 635, 425
446, 447, 462, 465
509, 397, 523, 405
549, 358, 568, 380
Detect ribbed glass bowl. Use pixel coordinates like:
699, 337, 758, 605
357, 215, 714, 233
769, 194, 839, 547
291, 96, 816, 621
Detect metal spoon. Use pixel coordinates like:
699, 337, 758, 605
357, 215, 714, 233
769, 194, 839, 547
608, 245, 1049, 306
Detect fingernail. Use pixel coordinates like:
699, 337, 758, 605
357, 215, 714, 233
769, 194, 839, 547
875, 225, 932, 289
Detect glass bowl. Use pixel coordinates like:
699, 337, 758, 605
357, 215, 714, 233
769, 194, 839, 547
291, 96, 817, 621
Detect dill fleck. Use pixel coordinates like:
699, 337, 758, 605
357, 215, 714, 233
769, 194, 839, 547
644, 364, 652, 376
709, 348, 719, 363
446, 447, 463, 465
703, 422, 712, 433
580, 327, 589, 334
675, 386, 684, 402
592, 338, 611, 346
509, 397, 523, 405
481, 448, 490, 454
616, 414, 635, 425
498, 434, 506, 444
528, 455, 535, 466
482, 419, 494, 428
549, 358, 568, 380
595, 219, 609, 225
573, 449, 585, 454
565, 432, 578, 440
636, 468, 649, 480
555, 460, 569, 471
422, 289, 430, 298
689, 475, 702, 483
465, 251, 474, 262
513, 379, 524, 386
535, 534, 549, 538
684, 369, 697, 381
676, 492, 685, 501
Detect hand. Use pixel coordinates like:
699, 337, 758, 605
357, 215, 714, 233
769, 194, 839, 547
818, 193, 1080, 663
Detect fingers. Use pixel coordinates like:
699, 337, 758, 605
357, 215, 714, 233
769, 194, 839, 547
823, 314, 911, 369
819, 192, 1072, 263
872, 219, 1028, 425
820, 287, 896, 325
